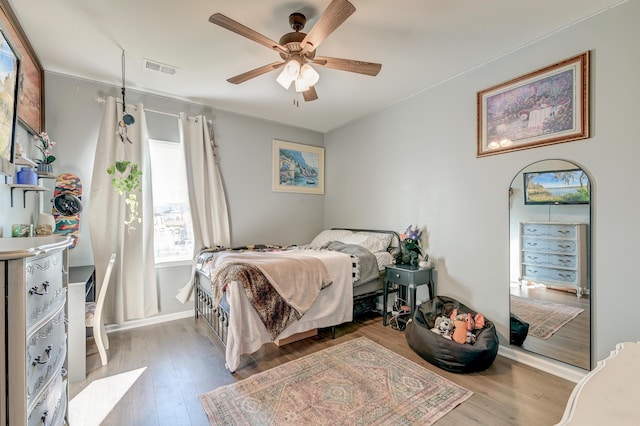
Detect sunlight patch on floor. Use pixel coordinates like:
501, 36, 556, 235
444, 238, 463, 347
69, 367, 146, 425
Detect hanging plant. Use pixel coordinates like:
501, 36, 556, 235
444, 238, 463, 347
107, 160, 142, 231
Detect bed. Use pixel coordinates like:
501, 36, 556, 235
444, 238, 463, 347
193, 228, 399, 372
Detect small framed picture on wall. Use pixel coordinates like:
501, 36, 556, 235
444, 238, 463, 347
272, 139, 324, 195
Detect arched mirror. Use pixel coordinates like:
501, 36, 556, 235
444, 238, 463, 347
509, 159, 591, 370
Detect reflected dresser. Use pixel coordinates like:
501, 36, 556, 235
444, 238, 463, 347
520, 222, 588, 297
0, 236, 71, 425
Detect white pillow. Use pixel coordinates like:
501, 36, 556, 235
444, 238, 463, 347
309, 229, 353, 248
358, 232, 394, 250
338, 232, 393, 253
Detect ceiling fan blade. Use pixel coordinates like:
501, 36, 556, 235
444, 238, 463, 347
301, 0, 355, 53
210, 13, 288, 54
302, 86, 318, 102
312, 56, 381, 76
227, 62, 284, 84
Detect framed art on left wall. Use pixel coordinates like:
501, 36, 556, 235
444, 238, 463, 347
0, 0, 44, 135
0, 26, 20, 177
272, 139, 324, 194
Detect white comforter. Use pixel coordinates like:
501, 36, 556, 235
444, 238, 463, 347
223, 248, 354, 372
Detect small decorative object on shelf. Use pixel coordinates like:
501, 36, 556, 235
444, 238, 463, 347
11, 224, 33, 237
37, 163, 53, 173
33, 131, 56, 173
14, 141, 26, 158
36, 213, 55, 236
15, 166, 38, 185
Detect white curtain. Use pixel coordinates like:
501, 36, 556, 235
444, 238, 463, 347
90, 96, 158, 324
175, 113, 230, 303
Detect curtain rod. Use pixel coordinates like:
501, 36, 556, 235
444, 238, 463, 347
95, 97, 212, 124
96, 96, 178, 118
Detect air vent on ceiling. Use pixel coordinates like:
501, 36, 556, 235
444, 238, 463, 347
143, 58, 179, 76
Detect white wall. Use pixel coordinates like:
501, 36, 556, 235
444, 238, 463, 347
324, 1, 640, 363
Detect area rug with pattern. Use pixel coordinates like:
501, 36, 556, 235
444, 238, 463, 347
200, 336, 472, 425
511, 295, 584, 339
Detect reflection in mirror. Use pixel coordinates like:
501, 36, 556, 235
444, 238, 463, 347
509, 159, 591, 370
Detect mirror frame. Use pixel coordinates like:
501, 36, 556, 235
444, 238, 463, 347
509, 159, 592, 370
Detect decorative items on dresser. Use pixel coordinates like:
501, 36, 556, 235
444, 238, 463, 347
520, 222, 588, 297
0, 236, 71, 425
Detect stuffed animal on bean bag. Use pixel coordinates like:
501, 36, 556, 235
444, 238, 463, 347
449, 309, 487, 344
430, 316, 454, 339
451, 314, 468, 344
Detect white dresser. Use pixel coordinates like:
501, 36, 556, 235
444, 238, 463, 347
520, 222, 588, 297
558, 342, 640, 425
0, 236, 71, 425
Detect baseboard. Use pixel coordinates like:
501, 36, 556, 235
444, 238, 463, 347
105, 310, 194, 333
498, 344, 588, 383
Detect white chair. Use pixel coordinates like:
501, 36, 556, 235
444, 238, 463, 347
85, 253, 116, 366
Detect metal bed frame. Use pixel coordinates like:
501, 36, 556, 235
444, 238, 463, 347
194, 228, 400, 346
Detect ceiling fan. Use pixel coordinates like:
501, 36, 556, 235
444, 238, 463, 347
209, 0, 382, 102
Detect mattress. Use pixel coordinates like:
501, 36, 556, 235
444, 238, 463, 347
197, 268, 383, 304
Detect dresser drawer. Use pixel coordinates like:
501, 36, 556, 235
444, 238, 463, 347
521, 223, 577, 239
26, 251, 65, 330
523, 265, 578, 284
521, 251, 577, 269
27, 370, 67, 426
26, 305, 67, 409
522, 237, 577, 254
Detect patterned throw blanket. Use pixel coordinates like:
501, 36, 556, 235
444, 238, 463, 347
199, 248, 333, 339
211, 262, 301, 339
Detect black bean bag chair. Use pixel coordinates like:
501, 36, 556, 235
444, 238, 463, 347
406, 296, 499, 373
510, 313, 529, 346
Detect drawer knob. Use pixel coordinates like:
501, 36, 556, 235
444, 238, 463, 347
28, 281, 50, 296
395, 273, 400, 278
32, 344, 54, 366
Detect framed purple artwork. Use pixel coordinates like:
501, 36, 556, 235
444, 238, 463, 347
477, 52, 589, 157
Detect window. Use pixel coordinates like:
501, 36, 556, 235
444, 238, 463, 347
149, 139, 194, 264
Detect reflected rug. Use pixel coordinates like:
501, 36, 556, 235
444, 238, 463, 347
200, 336, 472, 425
511, 296, 584, 339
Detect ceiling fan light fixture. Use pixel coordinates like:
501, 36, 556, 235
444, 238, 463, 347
299, 63, 320, 87
294, 75, 310, 92
276, 60, 300, 89
211, 1, 382, 102
276, 70, 294, 89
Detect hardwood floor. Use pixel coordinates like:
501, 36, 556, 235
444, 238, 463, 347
510, 283, 591, 369
71, 314, 575, 425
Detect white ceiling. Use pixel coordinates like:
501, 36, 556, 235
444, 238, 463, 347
8, 0, 623, 133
